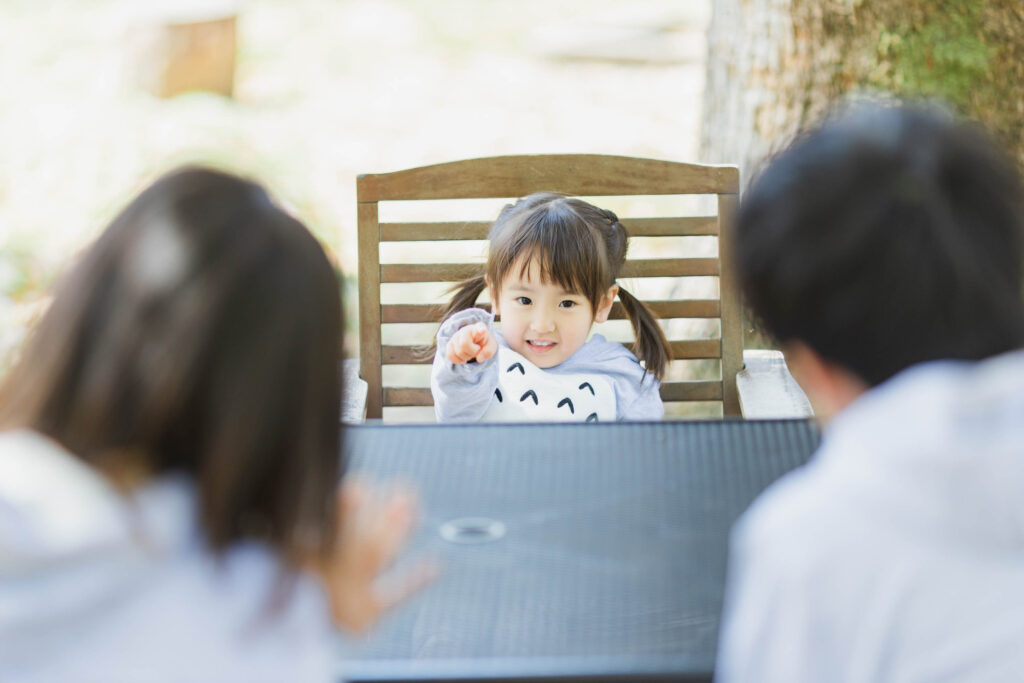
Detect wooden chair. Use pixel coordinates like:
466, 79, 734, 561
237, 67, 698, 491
357, 154, 769, 421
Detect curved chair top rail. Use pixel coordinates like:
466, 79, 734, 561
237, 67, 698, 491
357, 154, 740, 202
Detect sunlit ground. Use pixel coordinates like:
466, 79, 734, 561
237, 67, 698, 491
0, 0, 714, 416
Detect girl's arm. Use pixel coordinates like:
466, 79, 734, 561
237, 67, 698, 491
430, 309, 500, 422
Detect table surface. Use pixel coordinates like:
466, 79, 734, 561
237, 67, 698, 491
338, 419, 819, 682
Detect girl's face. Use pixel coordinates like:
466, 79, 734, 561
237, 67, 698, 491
490, 257, 616, 369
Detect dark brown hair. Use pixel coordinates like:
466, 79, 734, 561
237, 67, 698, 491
441, 192, 671, 379
735, 103, 1024, 386
0, 166, 344, 566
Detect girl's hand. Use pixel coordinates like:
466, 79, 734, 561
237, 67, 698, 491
318, 479, 437, 634
446, 322, 497, 364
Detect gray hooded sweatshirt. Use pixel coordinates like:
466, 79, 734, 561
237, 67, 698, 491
431, 308, 663, 423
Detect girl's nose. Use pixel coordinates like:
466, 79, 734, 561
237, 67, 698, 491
531, 313, 555, 333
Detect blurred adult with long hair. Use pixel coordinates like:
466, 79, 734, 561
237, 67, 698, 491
0, 167, 427, 681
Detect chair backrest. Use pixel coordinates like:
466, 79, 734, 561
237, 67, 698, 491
357, 154, 742, 420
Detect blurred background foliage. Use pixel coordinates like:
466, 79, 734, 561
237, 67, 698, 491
1, 0, 1020, 398
0, 0, 709, 370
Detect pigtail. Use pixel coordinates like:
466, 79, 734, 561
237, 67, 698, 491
618, 285, 672, 380
423, 274, 488, 358
603, 214, 671, 380
440, 274, 488, 321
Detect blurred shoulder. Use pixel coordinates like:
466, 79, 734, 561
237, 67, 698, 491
731, 455, 855, 574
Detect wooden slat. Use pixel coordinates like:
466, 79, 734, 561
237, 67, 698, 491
357, 201, 383, 419
358, 155, 740, 201
381, 263, 482, 283
381, 259, 717, 283
384, 383, 723, 407
382, 339, 721, 365
718, 193, 743, 416
623, 216, 718, 237
660, 380, 723, 402
377, 216, 719, 242
382, 345, 435, 364
668, 339, 721, 359
380, 221, 491, 241
381, 303, 465, 324
380, 299, 721, 324
384, 387, 434, 407
620, 258, 718, 278
610, 299, 720, 319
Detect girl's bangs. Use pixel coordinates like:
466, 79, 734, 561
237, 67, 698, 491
499, 213, 607, 305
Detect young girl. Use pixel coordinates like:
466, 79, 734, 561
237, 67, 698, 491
0, 167, 427, 681
431, 192, 672, 422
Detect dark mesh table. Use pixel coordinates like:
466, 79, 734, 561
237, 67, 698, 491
339, 420, 819, 682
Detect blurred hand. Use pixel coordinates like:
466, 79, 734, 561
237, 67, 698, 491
319, 479, 437, 633
446, 322, 497, 365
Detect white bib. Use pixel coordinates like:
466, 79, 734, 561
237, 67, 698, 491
479, 347, 617, 422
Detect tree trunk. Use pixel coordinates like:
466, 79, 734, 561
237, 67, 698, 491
701, 0, 1024, 184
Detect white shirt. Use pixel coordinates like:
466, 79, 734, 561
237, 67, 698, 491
0, 430, 338, 683
716, 350, 1024, 683
480, 346, 617, 422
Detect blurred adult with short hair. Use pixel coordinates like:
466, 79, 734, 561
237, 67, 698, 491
716, 104, 1024, 682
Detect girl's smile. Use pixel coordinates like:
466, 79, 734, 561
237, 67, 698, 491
526, 339, 557, 353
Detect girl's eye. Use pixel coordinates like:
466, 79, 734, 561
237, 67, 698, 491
515, 296, 531, 305
559, 300, 578, 309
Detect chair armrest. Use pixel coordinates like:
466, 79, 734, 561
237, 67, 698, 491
738, 350, 814, 419
341, 358, 369, 424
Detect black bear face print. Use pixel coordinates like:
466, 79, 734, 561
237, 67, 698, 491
481, 347, 616, 422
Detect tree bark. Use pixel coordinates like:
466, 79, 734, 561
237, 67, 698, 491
701, 0, 1024, 184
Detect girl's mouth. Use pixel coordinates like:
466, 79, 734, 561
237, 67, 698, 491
526, 340, 557, 353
